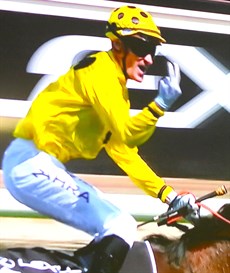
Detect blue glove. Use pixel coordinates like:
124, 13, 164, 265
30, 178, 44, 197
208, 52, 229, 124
155, 62, 182, 110
169, 193, 200, 224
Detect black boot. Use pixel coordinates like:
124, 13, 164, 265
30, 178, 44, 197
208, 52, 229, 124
74, 239, 99, 272
87, 235, 130, 273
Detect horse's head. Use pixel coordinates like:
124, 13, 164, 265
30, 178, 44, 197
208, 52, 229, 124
217, 203, 230, 219
196, 203, 230, 236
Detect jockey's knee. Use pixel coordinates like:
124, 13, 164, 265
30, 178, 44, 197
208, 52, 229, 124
101, 212, 137, 247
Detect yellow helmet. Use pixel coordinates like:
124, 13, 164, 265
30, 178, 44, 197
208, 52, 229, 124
105, 5, 166, 44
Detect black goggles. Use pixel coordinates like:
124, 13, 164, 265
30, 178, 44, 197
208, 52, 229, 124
121, 36, 157, 58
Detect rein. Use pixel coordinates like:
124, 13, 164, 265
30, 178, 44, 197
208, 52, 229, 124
197, 202, 230, 225
164, 202, 230, 232
138, 186, 230, 231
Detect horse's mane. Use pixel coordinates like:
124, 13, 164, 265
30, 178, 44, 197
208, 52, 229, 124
145, 204, 230, 267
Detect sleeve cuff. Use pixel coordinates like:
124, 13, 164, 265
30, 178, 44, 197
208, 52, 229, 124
147, 101, 164, 119
158, 185, 177, 204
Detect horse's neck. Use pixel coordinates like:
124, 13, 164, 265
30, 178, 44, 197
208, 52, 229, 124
185, 240, 230, 273
152, 240, 230, 273
151, 247, 183, 273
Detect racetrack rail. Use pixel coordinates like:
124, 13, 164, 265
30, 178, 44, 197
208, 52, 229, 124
1, 170, 229, 196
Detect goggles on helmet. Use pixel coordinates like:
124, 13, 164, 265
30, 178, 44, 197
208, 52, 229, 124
121, 36, 156, 58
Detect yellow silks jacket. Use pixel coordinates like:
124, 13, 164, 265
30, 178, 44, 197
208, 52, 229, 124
14, 50, 172, 201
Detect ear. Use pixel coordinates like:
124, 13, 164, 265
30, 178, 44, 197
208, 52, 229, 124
112, 40, 124, 52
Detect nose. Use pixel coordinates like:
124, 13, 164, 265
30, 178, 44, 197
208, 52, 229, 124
144, 54, 154, 65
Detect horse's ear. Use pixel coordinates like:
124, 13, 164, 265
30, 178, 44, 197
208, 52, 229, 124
218, 204, 230, 220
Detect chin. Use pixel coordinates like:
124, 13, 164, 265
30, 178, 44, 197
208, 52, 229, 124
134, 75, 144, 83
129, 73, 143, 82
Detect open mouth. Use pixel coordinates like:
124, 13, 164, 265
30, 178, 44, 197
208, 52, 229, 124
139, 65, 147, 74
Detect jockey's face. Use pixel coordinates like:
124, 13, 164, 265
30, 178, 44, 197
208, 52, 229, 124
122, 35, 156, 82
112, 35, 156, 82
125, 49, 154, 82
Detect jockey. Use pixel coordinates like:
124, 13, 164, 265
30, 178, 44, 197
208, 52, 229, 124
2, 5, 198, 273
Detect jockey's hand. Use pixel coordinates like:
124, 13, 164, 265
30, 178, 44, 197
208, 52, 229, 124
154, 62, 182, 110
169, 193, 200, 224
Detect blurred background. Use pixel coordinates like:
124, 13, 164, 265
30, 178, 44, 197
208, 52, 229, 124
0, 0, 229, 180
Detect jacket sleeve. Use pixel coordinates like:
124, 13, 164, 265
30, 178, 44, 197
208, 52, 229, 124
105, 135, 174, 202
125, 101, 164, 147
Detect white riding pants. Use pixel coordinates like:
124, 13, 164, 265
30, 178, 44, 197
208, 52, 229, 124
2, 138, 137, 246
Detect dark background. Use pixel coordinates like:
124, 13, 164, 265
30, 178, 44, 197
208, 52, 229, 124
0, 3, 229, 180
109, 0, 230, 14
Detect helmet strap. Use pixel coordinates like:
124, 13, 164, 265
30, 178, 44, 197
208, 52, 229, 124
112, 39, 129, 79
122, 43, 129, 79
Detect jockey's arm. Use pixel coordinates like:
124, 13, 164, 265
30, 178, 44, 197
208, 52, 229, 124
105, 137, 174, 203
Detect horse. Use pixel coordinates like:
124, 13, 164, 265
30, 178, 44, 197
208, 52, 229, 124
144, 203, 230, 273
